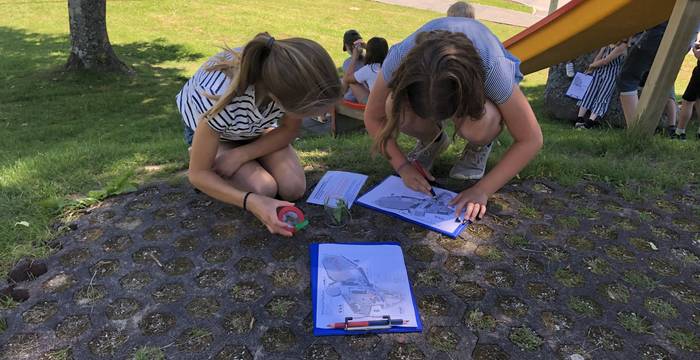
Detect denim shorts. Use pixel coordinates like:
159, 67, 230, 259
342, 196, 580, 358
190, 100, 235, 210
183, 123, 195, 146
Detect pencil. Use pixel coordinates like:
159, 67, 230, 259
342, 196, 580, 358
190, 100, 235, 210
411, 160, 437, 198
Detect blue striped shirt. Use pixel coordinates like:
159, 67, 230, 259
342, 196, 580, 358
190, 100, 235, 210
382, 17, 523, 104
175, 51, 284, 141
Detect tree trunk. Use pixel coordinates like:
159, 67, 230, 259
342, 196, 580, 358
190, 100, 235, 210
65, 0, 132, 73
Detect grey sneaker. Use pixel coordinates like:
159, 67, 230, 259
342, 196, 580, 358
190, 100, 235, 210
449, 142, 492, 180
407, 131, 450, 171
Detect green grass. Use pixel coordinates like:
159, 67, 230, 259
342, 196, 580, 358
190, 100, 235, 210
554, 267, 584, 287
464, 309, 497, 331
509, 325, 543, 351
0, 0, 698, 275
617, 312, 652, 334
133, 346, 165, 360
667, 328, 700, 352
471, 0, 532, 13
644, 297, 678, 320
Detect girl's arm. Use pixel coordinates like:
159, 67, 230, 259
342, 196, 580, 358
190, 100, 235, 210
479, 85, 542, 193
188, 124, 296, 236
213, 115, 302, 177
451, 85, 543, 220
364, 72, 435, 195
590, 43, 627, 69
343, 46, 363, 85
365, 73, 405, 168
600, 43, 627, 64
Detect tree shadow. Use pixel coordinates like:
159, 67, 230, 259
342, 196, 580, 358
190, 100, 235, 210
0, 26, 207, 246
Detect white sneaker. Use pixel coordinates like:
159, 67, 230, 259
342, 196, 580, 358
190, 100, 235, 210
449, 142, 492, 180
406, 131, 450, 172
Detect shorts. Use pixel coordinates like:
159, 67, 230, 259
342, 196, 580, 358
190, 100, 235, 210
183, 123, 195, 146
618, 25, 666, 93
682, 61, 700, 102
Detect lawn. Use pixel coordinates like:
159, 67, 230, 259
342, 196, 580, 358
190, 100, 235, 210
0, 0, 698, 274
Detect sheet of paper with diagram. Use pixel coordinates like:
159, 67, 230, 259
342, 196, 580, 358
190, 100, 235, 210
356, 175, 469, 237
310, 243, 422, 336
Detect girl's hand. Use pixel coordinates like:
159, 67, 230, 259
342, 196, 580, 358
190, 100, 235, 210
351, 44, 362, 60
397, 162, 434, 196
450, 186, 488, 222
213, 148, 247, 178
246, 194, 296, 237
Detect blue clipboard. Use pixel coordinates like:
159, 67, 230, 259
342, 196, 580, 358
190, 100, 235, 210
310, 242, 423, 336
356, 176, 470, 238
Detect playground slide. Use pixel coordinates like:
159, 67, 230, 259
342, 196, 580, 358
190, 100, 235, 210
504, 0, 676, 75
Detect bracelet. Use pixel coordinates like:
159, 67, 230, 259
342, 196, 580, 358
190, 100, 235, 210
395, 160, 411, 174
243, 192, 253, 211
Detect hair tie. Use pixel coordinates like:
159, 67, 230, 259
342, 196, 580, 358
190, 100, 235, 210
267, 37, 276, 48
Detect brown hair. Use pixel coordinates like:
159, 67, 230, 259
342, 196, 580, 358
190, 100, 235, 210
447, 1, 475, 18
374, 30, 485, 155
364, 37, 389, 65
201, 33, 341, 121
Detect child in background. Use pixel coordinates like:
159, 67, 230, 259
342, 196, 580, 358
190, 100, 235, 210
364, 17, 542, 223
447, 1, 475, 18
343, 37, 389, 103
673, 32, 700, 140
575, 40, 628, 128
177, 33, 341, 236
341, 29, 365, 102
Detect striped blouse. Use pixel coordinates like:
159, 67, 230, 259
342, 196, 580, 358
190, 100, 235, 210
176, 51, 284, 141
382, 17, 523, 105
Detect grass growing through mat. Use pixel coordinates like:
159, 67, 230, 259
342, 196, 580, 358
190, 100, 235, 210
133, 346, 165, 360
0, 0, 699, 275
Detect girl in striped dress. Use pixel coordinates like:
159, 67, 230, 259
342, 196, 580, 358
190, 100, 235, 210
176, 33, 341, 236
575, 41, 628, 129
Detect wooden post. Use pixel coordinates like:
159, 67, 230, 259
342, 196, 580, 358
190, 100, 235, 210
548, 0, 559, 15
629, 0, 700, 136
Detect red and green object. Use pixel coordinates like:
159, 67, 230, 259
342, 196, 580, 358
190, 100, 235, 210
277, 206, 309, 232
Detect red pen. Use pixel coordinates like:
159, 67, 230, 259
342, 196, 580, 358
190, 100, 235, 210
411, 160, 437, 198
328, 318, 407, 329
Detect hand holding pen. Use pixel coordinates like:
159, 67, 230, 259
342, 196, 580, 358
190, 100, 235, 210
396, 159, 435, 196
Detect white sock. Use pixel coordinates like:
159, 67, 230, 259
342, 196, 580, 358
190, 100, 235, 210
676, 128, 686, 135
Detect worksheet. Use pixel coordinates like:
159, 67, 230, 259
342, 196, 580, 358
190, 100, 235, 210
307, 171, 368, 208
313, 243, 419, 335
356, 175, 468, 237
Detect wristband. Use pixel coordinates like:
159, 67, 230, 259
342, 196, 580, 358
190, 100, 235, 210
243, 192, 253, 211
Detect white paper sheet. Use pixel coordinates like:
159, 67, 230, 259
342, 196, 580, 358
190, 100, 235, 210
566, 72, 593, 100
315, 243, 417, 328
357, 175, 463, 235
307, 171, 368, 209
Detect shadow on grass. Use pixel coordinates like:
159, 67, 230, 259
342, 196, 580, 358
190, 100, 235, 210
0, 26, 205, 271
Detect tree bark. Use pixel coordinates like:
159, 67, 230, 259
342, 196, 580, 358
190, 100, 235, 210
65, 0, 132, 73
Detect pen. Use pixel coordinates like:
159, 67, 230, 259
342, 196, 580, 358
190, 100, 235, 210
411, 160, 437, 198
327, 318, 408, 329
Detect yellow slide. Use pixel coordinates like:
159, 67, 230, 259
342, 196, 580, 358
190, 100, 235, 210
504, 0, 676, 75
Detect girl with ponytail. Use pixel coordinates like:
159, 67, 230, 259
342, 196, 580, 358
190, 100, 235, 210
176, 33, 341, 236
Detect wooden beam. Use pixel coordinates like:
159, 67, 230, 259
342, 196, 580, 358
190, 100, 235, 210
629, 0, 700, 136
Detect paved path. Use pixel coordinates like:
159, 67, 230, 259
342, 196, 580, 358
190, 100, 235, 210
376, 0, 573, 28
